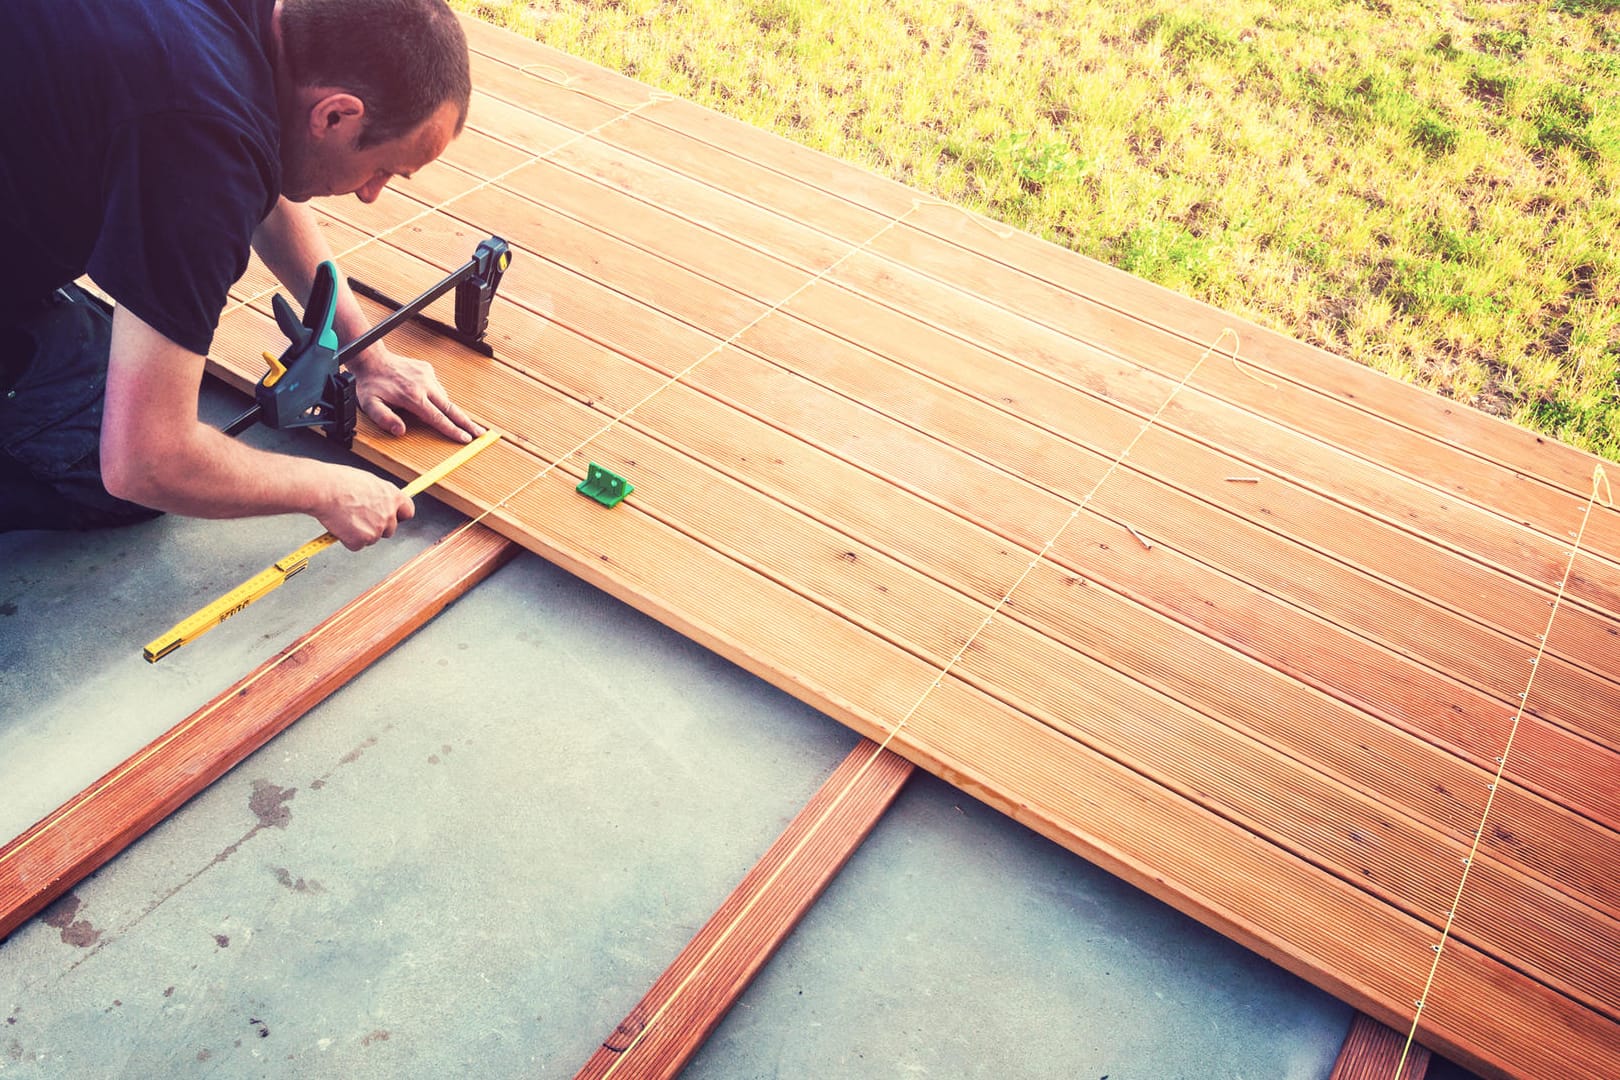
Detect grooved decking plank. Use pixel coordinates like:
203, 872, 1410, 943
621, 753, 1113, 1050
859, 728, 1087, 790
300, 177, 1620, 853
0, 525, 516, 943
379, 125, 1620, 722
195, 16, 1620, 1076
246, 218, 1620, 939
1330, 1013, 1431, 1080
575, 741, 913, 1079
331, 165, 1620, 706
428, 167, 1620, 741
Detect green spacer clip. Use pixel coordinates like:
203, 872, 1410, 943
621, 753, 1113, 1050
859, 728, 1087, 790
577, 462, 634, 508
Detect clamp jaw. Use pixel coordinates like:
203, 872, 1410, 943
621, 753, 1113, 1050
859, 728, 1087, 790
454, 237, 510, 344
253, 260, 357, 447
347, 236, 512, 358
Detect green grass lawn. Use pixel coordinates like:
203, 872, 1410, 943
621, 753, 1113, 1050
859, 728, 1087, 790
454, 0, 1620, 459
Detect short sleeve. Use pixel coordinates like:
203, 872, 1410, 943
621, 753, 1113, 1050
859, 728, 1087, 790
87, 112, 277, 357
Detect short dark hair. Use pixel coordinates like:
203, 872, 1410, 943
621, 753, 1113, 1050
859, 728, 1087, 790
280, 0, 471, 149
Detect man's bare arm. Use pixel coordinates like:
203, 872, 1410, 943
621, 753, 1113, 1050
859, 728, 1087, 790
252, 198, 481, 443
99, 305, 413, 550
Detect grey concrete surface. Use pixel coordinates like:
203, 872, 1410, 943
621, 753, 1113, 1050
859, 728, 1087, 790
0, 383, 1379, 1078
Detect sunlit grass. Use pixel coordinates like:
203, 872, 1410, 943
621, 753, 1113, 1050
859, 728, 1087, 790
453, 0, 1620, 458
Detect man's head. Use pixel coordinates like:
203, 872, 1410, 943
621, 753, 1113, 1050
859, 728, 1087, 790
274, 0, 472, 203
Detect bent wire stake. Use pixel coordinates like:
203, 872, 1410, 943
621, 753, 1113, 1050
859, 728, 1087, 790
143, 430, 502, 663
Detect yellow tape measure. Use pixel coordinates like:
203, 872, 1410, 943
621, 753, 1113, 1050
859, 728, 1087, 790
143, 430, 502, 663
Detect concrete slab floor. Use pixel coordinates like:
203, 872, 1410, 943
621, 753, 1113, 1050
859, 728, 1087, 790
2, 384, 1481, 1078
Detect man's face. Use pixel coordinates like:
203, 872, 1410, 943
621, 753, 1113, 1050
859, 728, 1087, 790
282, 98, 460, 204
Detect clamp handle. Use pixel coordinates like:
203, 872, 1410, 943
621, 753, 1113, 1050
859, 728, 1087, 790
253, 261, 352, 443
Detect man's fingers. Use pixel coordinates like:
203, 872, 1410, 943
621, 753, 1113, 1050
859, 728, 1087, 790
442, 396, 485, 439
362, 395, 408, 437
422, 404, 469, 443
413, 389, 475, 443
351, 356, 479, 442
425, 380, 484, 438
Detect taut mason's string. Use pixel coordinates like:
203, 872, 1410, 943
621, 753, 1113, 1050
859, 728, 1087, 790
1392, 463, 1611, 1079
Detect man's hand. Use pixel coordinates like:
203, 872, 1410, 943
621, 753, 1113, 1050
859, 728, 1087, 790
313, 469, 416, 550
102, 306, 413, 550
346, 343, 483, 444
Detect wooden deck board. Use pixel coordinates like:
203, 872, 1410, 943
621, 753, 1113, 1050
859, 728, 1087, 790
417, 105, 1620, 722
203, 18, 1620, 1076
367, 168, 1620, 735
1331, 1013, 1431, 1080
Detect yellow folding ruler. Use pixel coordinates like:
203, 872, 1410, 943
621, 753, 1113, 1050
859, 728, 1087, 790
143, 430, 502, 663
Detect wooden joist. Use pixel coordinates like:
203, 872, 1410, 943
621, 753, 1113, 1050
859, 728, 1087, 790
0, 525, 516, 943
577, 740, 913, 1079
1330, 1013, 1431, 1080
578, 738, 1427, 1080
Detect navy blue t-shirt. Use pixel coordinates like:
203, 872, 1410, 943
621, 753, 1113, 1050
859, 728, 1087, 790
0, 0, 279, 356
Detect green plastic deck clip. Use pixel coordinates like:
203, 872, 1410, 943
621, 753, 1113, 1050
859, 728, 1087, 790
577, 463, 633, 508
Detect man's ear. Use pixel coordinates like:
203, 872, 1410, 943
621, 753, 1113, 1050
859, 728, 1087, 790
306, 92, 365, 142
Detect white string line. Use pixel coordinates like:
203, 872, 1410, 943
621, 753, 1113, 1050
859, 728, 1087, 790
594, 328, 1240, 1071
854, 328, 1240, 751
441, 198, 931, 539
1392, 462, 1611, 1080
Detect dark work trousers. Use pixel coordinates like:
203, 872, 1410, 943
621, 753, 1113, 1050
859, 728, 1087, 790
0, 286, 163, 532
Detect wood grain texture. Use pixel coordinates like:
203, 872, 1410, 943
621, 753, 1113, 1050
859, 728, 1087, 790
576, 740, 913, 1079
0, 525, 515, 943
1330, 1013, 1431, 1080
202, 17, 1620, 1077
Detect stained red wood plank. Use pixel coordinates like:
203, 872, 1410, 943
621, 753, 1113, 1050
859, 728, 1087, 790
0, 525, 516, 943
1331, 1013, 1431, 1080
576, 741, 913, 1079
